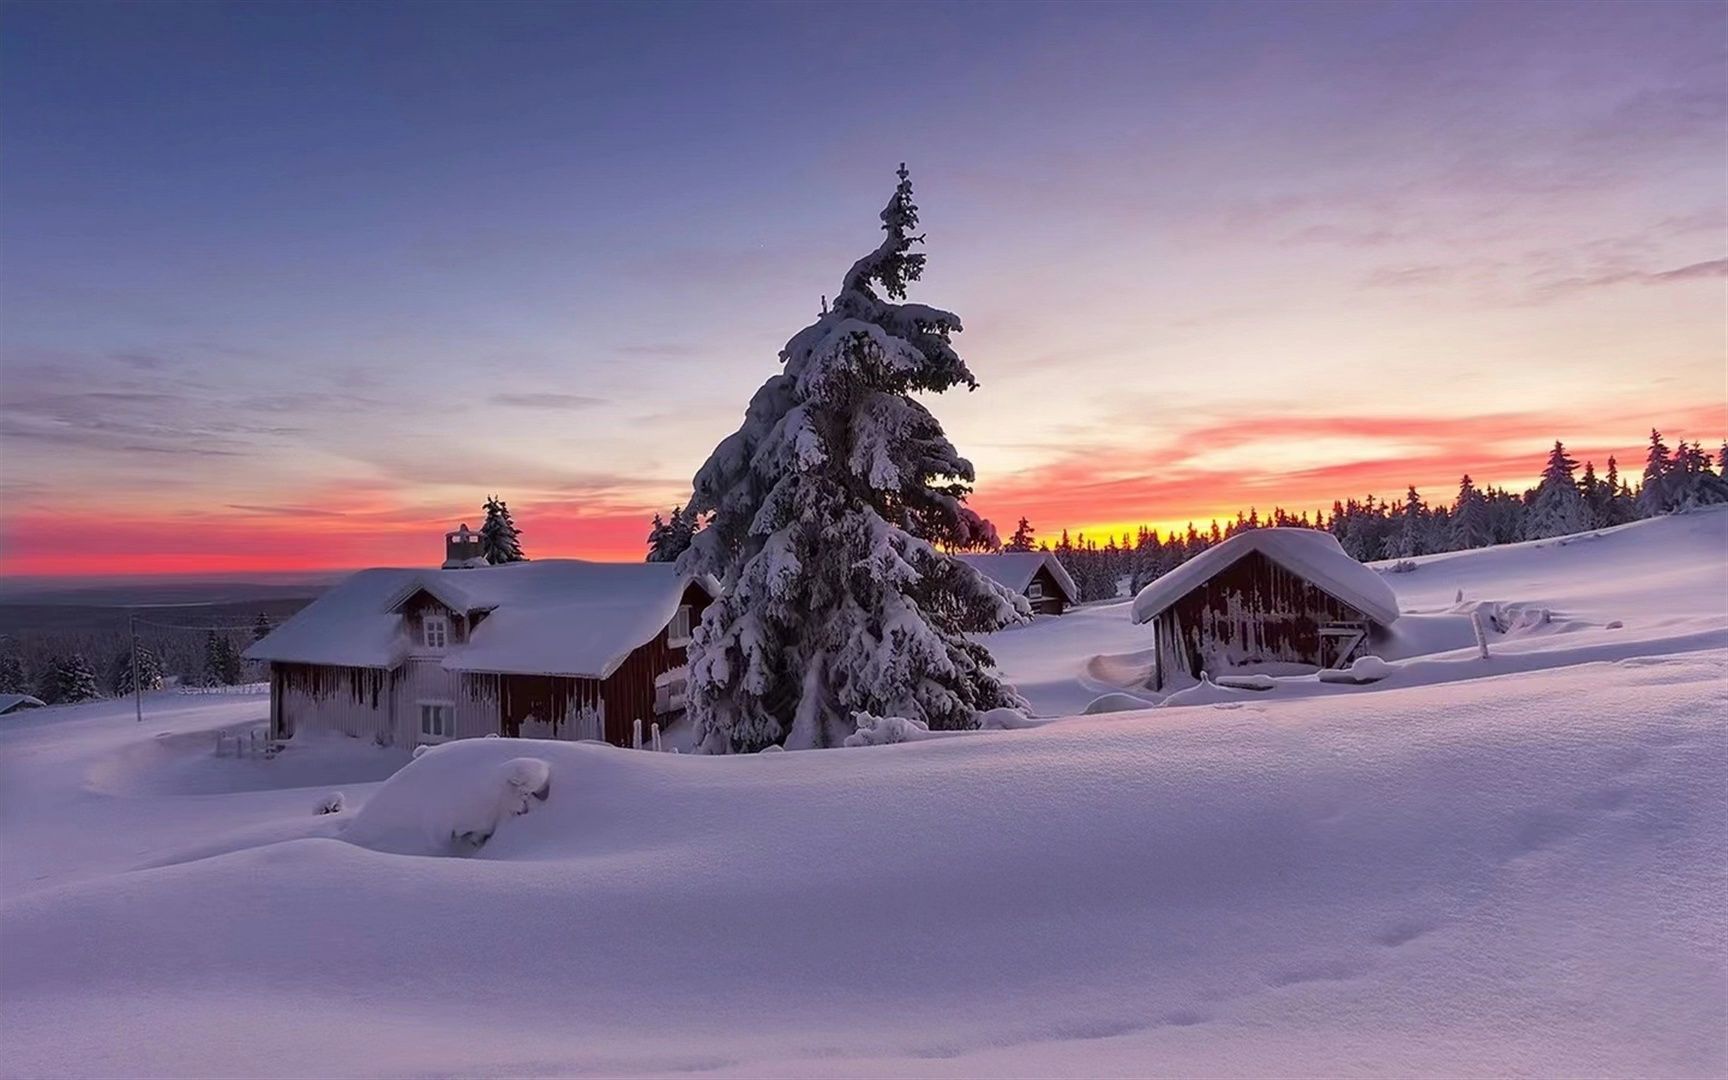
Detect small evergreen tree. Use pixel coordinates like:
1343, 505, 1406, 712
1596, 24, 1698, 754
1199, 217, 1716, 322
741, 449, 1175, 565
646, 504, 699, 563
679, 165, 1029, 752
202, 631, 243, 687
252, 612, 272, 642
41, 654, 101, 705
479, 495, 528, 564
1005, 517, 1036, 552
110, 644, 165, 696
1525, 441, 1588, 539
0, 650, 27, 695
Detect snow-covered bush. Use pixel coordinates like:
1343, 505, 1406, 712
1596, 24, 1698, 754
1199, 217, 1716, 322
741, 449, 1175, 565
314, 791, 346, 815
977, 706, 1038, 729
679, 165, 1029, 752
345, 750, 554, 854
842, 712, 934, 748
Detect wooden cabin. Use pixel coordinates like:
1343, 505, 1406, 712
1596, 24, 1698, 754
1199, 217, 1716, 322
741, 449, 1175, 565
956, 552, 1080, 615
246, 534, 717, 748
1130, 528, 1400, 691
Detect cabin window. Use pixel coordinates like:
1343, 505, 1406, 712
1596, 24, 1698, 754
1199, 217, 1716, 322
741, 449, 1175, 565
422, 614, 449, 649
1026, 581, 1044, 600
667, 604, 693, 647
654, 666, 688, 714
419, 702, 455, 741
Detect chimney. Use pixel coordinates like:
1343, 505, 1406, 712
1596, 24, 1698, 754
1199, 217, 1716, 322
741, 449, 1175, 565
443, 523, 485, 569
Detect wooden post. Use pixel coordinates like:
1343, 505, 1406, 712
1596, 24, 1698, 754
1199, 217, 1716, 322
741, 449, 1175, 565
130, 613, 143, 723
632, 717, 643, 750
651, 722, 662, 752
1471, 611, 1491, 661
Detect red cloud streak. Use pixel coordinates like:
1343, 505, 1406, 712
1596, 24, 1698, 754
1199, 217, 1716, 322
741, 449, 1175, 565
3, 405, 1722, 577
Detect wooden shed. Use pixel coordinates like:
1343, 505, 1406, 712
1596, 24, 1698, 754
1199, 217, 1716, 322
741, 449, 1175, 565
1130, 528, 1400, 691
955, 552, 1081, 615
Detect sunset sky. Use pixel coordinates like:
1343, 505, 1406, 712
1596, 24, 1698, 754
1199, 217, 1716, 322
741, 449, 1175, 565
2, 1, 1724, 577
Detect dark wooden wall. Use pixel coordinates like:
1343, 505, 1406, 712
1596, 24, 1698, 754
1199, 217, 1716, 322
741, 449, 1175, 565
1028, 566, 1068, 615
1153, 549, 1374, 688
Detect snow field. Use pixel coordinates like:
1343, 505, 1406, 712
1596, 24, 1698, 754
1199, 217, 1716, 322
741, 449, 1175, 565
0, 509, 1722, 1076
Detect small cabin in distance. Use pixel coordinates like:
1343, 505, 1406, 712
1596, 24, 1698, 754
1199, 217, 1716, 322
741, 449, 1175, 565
1129, 528, 1401, 691
956, 552, 1080, 615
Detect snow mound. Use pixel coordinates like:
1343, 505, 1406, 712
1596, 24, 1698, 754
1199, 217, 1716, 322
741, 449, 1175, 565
342, 745, 553, 854
843, 713, 937, 747
1082, 692, 1154, 715
976, 706, 1040, 729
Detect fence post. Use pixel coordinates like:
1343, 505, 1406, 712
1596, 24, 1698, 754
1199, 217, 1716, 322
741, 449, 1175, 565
1471, 611, 1491, 661
632, 718, 643, 750
651, 722, 662, 752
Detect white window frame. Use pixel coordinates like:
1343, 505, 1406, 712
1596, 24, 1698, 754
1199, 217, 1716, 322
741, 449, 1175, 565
653, 666, 689, 714
422, 614, 449, 650
419, 701, 455, 742
667, 604, 693, 647
1026, 581, 1044, 600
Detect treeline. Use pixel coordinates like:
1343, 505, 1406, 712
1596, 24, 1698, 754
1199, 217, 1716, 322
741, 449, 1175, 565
1009, 429, 1727, 603
0, 614, 276, 705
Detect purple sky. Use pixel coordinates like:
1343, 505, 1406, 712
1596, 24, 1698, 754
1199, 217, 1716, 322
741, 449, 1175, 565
2, 1, 1723, 573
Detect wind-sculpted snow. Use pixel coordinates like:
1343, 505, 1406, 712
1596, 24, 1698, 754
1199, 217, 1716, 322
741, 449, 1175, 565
3, 652, 1724, 1077
0, 512, 1724, 1076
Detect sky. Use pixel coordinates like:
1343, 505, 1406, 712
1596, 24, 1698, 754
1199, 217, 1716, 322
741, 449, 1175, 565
1, 0, 1723, 576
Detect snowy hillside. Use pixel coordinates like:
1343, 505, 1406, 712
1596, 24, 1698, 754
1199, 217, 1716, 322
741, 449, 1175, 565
1, 511, 1724, 1077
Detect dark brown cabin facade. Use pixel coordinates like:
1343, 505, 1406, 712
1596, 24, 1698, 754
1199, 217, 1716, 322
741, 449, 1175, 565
1024, 565, 1069, 616
1148, 549, 1383, 690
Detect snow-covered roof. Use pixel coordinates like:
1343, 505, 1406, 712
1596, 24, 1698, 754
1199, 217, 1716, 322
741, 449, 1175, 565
246, 561, 719, 680
0, 693, 46, 715
955, 552, 1080, 605
1130, 528, 1401, 627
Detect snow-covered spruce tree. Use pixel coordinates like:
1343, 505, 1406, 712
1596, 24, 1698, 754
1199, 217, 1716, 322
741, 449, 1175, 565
1638, 429, 1673, 517
479, 496, 528, 564
0, 650, 27, 695
1524, 441, 1588, 539
109, 644, 165, 696
1394, 486, 1426, 558
252, 612, 272, 642
42, 653, 101, 705
646, 504, 698, 563
1005, 516, 1036, 552
678, 165, 1030, 752
1671, 440, 1728, 508
1451, 473, 1492, 546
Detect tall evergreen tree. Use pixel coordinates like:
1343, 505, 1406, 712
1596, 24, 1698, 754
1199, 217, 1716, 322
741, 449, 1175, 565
1638, 429, 1673, 517
1451, 474, 1492, 549
1004, 517, 1036, 552
679, 165, 1028, 752
479, 495, 528, 564
1525, 441, 1588, 539
1394, 486, 1426, 558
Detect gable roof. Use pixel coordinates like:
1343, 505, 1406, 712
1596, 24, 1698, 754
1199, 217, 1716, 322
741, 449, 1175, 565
1130, 528, 1400, 627
0, 693, 46, 715
245, 561, 719, 680
955, 551, 1080, 605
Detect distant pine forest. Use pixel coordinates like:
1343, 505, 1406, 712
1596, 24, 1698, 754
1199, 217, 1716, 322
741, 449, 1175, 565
3, 429, 1720, 705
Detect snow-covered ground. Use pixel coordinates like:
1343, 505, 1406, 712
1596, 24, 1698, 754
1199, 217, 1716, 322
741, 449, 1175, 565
2, 510, 1724, 1077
